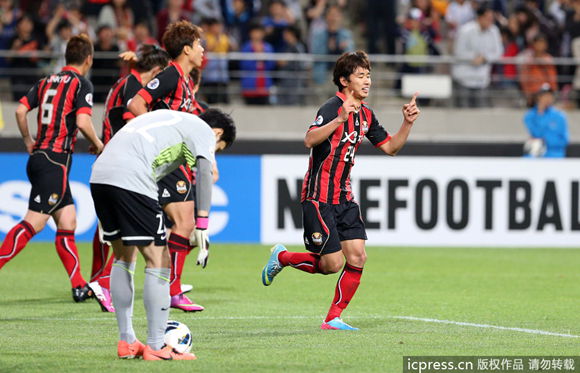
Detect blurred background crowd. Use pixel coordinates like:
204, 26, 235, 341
0, 0, 579, 109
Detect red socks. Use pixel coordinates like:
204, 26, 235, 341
168, 233, 191, 296
278, 251, 320, 274
0, 221, 36, 269
90, 229, 110, 282
97, 254, 113, 290
55, 230, 86, 288
325, 263, 363, 322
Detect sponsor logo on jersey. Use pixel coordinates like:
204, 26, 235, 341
85, 93, 93, 106
362, 121, 368, 134
147, 78, 160, 90
312, 232, 323, 245
34, 195, 41, 203
48, 193, 59, 206
176, 180, 187, 194
162, 188, 170, 198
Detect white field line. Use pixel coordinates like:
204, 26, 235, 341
1, 314, 578, 338
392, 316, 580, 338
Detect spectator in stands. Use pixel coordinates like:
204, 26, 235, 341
0, 0, 22, 62
221, 0, 256, 45
524, 83, 569, 158
9, 14, 41, 100
127, 21, 158, 51
262, 0, 294, 52
277, 25, 306, 105
47, 19, 72, 73
497, 26, 519, 89
201, 17, 233, 104
66, 4, 95, 40
399, 8, 439, 76
311, 5, 354, 85
156, 0, 191, 42
445, 0, 476, 42
549, 0, 570, 28
519, 34, 558, 107
194, 0, 223, 22
411, 0, 442, 42
452, 6, 503, 107
565, 0, 580, 41
240, 22, 275, 105
93, 25, 121, 103
98, 0, 134, 49
365, 0, 397, 54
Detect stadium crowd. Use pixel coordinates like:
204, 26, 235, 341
0, 0, 579, 106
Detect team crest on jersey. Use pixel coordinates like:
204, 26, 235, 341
48, 193, 59, 206
362, 121, 368, 134
85, 93, 93, 106
176, 180, 187, 194
147, 78, 160, 90
314, 115, 323, 126
312, 232, 323, 246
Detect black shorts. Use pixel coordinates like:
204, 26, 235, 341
91, 183, 166, 247
157, 166, 194, 206
302, 200, 367, 255
27, 150, 73, 214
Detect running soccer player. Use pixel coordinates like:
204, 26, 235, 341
0, 35, 104, 302
90, 108, 236, 360
89, 44, 170, 313
261, 51, 420, 330
128, 21, 209, 312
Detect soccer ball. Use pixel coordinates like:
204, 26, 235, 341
524, 138, 546, 158
164, 320, 193, 353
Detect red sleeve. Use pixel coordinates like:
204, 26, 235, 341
19, 96, 31, 110
136, 88, 153, 104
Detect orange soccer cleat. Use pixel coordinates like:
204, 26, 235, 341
117, 339, 146, 359
142, 345, 197, 361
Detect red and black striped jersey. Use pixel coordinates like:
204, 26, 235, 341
301, 91, 391, 205
19, 66, 93, 154
101, 69, 143, 144
135, 61, 196, 114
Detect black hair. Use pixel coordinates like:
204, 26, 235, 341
56, 19, 72, 33
96, 24, 112, 35
284, 25, 301, 41
476, 4, 492, 17
199, 108, 236, 150
248, 19, 265, 33
333, 50, 371, 91
134, 44, 169, 72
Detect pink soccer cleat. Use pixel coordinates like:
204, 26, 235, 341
170, 294, 204, 312
89, 281, 115, 313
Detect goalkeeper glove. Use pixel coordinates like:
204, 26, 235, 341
190, 216, 210, 268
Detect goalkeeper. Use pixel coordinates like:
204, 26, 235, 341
90, 108, 235, 360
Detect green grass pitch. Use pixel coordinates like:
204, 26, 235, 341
0, 243, 579, 372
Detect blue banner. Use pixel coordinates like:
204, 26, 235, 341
0, 153, 261, 243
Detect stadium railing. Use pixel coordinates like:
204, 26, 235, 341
0, 50, 577, 108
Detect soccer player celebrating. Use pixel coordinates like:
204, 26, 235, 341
90, 108, 235, 360
261, 51, 420, 330
89, 44, 170, 313
128, 21, 209, 313
0, 35, 104, 302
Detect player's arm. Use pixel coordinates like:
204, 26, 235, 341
377, 93, 420, 156
75, 78, 103, 154
192, 156, 213, 268
304, 90, 357, 148
16, 81, 41, 154
129, 67, 177, 116
15, 104, 34, 154
77, 113, 104, 154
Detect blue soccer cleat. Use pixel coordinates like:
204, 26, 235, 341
321, 317, 359, 331
261, 244, 287, 286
